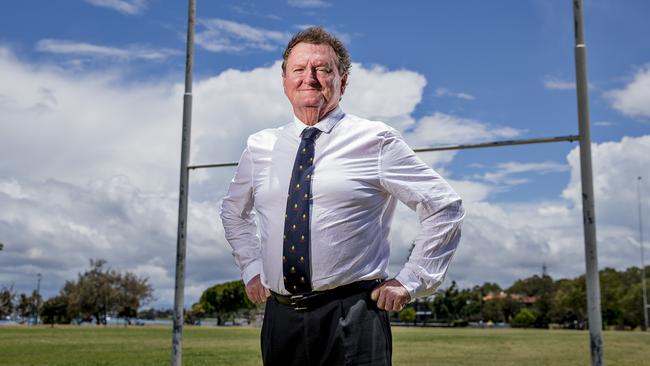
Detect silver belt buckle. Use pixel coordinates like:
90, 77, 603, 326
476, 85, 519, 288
290, 294, 307, 311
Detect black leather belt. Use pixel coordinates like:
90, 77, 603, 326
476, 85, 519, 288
271, 279, 381, 311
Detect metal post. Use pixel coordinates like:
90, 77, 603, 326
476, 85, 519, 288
638, 176, 649, 331
572, 1, 604, 365
171, 1, 195, 365
34, 273, 41, 325
187, 135, 580, 171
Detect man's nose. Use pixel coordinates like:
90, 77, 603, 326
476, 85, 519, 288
302, 68, 318, 84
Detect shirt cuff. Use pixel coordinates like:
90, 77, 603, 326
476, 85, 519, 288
394, 269, 421, 301
241, 259, 263, 286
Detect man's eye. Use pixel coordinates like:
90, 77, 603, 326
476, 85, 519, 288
316, 67, 330, 73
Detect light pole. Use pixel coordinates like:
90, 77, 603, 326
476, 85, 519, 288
638, 176, 648, 331
34, 273, 41, 325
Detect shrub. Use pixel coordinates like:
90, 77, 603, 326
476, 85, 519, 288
453, 319, 468, 327
399, 307, 416, 324
512, 308, 537, 328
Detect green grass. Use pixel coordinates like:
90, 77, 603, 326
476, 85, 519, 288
0, 325, 648, 365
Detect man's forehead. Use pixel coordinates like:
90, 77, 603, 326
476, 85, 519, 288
287, 42, 337, 62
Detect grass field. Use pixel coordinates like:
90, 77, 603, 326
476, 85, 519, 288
0, 325, 648, 366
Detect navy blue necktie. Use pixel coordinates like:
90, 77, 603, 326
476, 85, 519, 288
283, 127, 321, 294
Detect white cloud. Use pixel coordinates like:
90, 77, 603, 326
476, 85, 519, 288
341, 64, 425, 125
0, 48, 182, 192
84, 0, 148, 15
606, 65, 650, 118
0, 176, 230, 308
195, 19, 290, 53
543, 77, 576, 90
288, 0, 331, 8
562, 135, 650, 227
36, 39, 181, 61
404, 112, 522, 148
0, 179, 30, 199
478, 161, 569, 186
434, 87, 475, 100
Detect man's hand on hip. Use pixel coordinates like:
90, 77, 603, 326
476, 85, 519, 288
370, 279, 411, 312
245, 274, 271, 304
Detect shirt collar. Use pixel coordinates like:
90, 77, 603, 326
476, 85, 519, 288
291, 106, 345, 136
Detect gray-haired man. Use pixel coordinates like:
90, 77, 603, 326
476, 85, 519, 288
221, 27, 464, 365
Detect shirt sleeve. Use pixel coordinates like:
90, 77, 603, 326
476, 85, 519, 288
378, 128, 465, 300
219, 143, 263, 285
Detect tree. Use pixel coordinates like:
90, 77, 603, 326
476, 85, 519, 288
138, 308, 156, 320
61, 259, 153, 325
15, 290, 42, 323
618, 267, 647, 329
0, 285, 15, 319
64, 259, 119, 324
512, 308, 537, 328
548, 277, 585, 328
40, 295, 71, 327
117, 272, 154, 325
199, 280, 255, 325
16, 293, 32, 320
507, 274, 554, 328
185, 302, 206, 325
482, 299, 505, 323
399, 307, 416, 324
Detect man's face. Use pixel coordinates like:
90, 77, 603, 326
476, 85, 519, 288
282, 42, 347, 114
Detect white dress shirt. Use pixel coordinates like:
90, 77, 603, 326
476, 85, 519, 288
220, 107, 464, 299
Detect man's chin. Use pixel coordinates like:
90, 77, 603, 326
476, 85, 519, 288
296, 101, 325, 109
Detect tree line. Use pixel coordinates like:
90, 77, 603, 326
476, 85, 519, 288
2, 262, 646, 330
0, 259, 153, 326
187, 265, 649, 330
399, 265, 649, 330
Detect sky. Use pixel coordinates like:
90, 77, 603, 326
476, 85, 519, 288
1, 0, 649, 309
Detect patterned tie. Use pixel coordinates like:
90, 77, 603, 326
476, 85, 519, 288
283, 127, 321, 294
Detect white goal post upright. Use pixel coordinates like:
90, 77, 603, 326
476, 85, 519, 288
573, 1, 604, 365
171, 1, 195, 366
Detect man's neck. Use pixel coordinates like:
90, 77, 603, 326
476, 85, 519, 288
293, 105, 337, 126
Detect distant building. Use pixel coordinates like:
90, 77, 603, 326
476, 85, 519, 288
482, 291, 539, 305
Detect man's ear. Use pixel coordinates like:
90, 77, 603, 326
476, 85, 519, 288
282, 71, 288, 96
340, 73, 348, 95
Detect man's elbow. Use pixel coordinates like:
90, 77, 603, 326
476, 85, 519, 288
452, 198, 465, 222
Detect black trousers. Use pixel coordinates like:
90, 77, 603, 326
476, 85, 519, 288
261, 288, 392, 366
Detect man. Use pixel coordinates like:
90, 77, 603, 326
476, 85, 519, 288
221, 27, 464, 366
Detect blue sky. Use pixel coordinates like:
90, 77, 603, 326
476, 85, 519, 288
1, 0, 649, 309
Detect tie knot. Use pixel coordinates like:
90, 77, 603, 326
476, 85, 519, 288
301, 128, 321, 141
